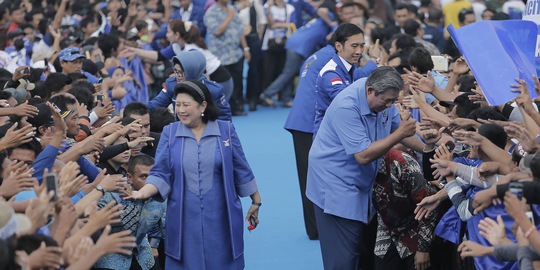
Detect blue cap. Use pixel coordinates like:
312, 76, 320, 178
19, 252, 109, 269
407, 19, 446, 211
59, 47, 85, 62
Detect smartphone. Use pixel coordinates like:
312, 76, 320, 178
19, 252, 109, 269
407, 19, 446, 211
96, 94, 104, 102
509, 182, 524, 200
95, 54, 102, 63
247, 215, 258, 231
52, 103, 61, 113
445, 141, 455, 152
431, 56, 449, 72
21, 67, 30, 75
45, 173, 59, 201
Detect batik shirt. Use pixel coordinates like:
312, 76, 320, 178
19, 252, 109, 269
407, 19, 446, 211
373, 149, 439, 259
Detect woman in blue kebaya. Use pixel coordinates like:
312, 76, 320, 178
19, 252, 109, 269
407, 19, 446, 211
127, 80, 262, 269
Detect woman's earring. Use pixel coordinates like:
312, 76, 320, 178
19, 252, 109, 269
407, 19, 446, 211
201, 112, 205, 117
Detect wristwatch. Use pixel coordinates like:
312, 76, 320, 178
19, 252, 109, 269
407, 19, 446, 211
95, 185, 105, 195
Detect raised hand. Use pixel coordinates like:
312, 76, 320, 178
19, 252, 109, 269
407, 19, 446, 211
504, 191, 528, 222
26, 242, 63, 269
457, 240, 493, 258
477, 162, 500, 181
127, 136, 155, 149
25, 190, 55, 233
435, 141, 453, 161
94, 99, 115, 119
13, 101, 39, 117
512, 78, 535, 113
430, 158, 456, 181
0, 122, 35, 150
94, 225, 136, 255
452, 57, 470, 75
408, 71, 436, 93
0, 167, 36, 199
453, 130, 484, 147
469, 84, 488, 107
414, 194, 440, 220
63, 236, 94, 265
421, 127, 443, 145
60, 174, 88, 198
87, 201, 123, 229
478, 215, 509, 246
78, 135, 106, 155
396, 104, 417, 138
504, 123, 538, 153
100, 174, 126, 193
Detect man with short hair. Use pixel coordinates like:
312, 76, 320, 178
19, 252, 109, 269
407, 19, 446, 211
58, 47, 100, 83
124, 102, 159, 158
458, 8, 476, 26
313, 23, 365, 136
307, 67, 425, 269
403, 19, 440, 55
127, 155, 166, 270
383, 3, 416, 40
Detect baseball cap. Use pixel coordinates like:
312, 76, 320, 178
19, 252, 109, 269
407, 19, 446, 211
26, 103, 53, 128
3, 88, 27, 105
0, 200, 31, 240
17, 79, 35, 91
59, 47, 85, 62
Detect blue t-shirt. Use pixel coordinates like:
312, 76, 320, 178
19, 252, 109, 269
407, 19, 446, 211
285, 15, 334, 58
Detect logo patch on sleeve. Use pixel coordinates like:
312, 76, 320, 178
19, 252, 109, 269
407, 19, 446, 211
331, 78, 343, 85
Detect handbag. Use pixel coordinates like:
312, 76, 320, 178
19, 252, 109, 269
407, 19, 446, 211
267, 36, 287, 52
267, 4, 292, 53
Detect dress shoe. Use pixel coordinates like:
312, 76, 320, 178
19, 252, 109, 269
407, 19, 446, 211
249, 100, 257, 111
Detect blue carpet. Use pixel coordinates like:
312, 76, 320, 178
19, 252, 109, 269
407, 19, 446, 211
233, 106, 323, 270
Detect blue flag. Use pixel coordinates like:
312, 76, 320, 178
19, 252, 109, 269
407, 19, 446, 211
448, 20, 538, 105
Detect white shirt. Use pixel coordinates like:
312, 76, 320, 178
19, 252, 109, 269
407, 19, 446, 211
172, 43, 221, 75
261, 3, 295, 50
180, 3, 193, 22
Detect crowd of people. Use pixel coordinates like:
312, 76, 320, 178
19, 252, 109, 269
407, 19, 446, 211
0, 0, 536, 269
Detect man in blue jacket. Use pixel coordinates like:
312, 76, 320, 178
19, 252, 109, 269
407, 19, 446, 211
147, 50, 232, 121
313, 23, 364, 136
283, 25, 378, 240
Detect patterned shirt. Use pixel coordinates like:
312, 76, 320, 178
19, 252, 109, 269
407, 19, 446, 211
373, 149, 439, 259
204, 4, 244, 65
135, 198, 166, 269
94, 189, 147, 269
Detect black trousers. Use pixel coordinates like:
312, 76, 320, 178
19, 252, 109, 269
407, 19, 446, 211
374, 243, 415, 270
224, 57, 245, 112
246, 34, 263, 101
291, 130, 318, 239
262, 50, 286, 91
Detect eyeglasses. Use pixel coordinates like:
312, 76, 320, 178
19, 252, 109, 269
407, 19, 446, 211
173, 69, 185, 77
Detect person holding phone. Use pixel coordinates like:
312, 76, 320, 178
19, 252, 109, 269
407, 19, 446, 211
126, 81, 261, 269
